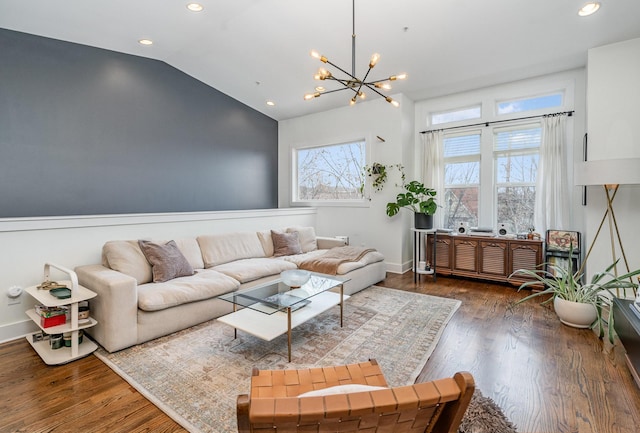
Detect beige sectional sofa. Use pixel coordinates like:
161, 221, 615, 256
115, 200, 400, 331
74, 227, 385, 352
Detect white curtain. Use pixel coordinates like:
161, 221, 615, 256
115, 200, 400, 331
534, 114, 570, 234
421, 130, 444, 227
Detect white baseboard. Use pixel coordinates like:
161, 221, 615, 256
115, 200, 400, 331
0, 319, 38, 344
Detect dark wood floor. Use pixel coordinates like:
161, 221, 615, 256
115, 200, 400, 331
1, 273, 639, 433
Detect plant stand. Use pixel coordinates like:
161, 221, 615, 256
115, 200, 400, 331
412, 228, 437, 282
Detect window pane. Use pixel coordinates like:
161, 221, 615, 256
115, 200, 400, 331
431, 106, 481, 125
445, 161, 480, 185
497, 93, 563, 115
497, 186, 535, 233
495, 154, 538, 183
494, 127, 541, 151
296, 141, 365, 201
444, 134, 481, 157
444, 187, 479, 229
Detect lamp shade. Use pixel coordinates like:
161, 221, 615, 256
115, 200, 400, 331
574, 158, 640, 186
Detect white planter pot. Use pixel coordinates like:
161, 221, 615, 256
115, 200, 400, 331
553, 297, 598, 328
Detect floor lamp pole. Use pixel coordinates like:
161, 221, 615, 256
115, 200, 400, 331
580, 185, 633, 297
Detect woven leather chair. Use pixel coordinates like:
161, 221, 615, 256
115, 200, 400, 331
237, 359, 475, 433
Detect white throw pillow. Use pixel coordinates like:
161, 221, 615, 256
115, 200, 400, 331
287, 226, 318, 253
298, 384, 387, 398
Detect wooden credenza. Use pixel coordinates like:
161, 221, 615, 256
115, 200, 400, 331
426, 234, 543, 286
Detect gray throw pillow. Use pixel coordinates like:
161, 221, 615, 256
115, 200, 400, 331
271, 230, 302, 257
138, 240, 195, 283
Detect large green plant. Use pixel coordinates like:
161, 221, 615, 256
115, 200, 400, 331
510, 250, 640, 343
386, 180, 437, 216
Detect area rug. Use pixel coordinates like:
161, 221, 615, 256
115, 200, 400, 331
95, 286, 505, 432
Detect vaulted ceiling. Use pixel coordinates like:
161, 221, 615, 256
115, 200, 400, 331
1, 0, 639, 121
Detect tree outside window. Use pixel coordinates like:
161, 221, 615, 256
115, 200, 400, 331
295, 140, 365, 201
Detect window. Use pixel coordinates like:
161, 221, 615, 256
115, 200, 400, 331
494, 125, 541, 233
294, 140, 365, 202
431, 105, 481, 125
443, 133, 481, 228
497, 93, 563, 115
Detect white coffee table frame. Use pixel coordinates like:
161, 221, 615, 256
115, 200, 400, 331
217, 274, 349, 362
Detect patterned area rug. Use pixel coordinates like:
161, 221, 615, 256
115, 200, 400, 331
95, 286, 471, 432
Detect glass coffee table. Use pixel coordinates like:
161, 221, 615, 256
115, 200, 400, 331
217, 273, 349, 362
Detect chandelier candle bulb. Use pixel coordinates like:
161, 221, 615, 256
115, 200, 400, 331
369, 53, 380, 67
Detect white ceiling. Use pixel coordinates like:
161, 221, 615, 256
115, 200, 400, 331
1, 0, 639, 121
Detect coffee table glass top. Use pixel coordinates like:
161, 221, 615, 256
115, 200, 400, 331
217, 273, 347, 315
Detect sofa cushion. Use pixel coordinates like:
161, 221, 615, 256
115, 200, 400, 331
272, 230, 302, 257
173, 238, 205, 270
212, 257, 297, 283
137, 269, 239, 312
287, 226, 318, 253
257, 229, 278, 257
102, 240, 153, 285
138, 240, 195, 283
198, 232, 265, 267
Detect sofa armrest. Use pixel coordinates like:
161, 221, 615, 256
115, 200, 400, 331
75, 264, 139, 352
316, 236, 348, 249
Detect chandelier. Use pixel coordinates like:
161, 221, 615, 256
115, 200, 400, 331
303, 0, 407, 107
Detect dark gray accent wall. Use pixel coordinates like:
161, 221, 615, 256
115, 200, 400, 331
0, 28, 278, 217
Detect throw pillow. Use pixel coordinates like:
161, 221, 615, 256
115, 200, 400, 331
138, 240, 195, 283
298, 384, 387, 398
271, 230, 302, 257
286, 226, 318, 253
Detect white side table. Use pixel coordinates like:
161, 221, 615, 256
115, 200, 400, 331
25, 263, 98, 365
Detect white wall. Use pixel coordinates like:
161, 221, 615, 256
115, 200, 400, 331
279, 94, 416, 273
585, 37, 640, 288
0, 208, 317, 342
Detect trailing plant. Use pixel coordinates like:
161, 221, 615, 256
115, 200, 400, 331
386, 180, 437, 216
510, 247, 640, 343
360, 163, 405, 194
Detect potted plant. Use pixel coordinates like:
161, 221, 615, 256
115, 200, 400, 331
386, 180, 438, 229
510, 250, 640, 343
361, 163, 405, 194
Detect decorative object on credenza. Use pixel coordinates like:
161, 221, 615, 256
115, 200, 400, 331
510, 246, 640, 342
386, 180, 438, 229
574, 157, 640, 297
303, 0, 407, 108
280, 269, 311, 288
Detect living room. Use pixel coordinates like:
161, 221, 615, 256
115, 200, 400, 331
1, 1, 640, 432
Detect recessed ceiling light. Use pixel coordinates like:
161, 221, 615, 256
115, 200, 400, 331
578, 2, 600, 16
186, 3, 204, 12
315, 86, 325, 92
266, 101, 275, 106
138, 39, 153, 46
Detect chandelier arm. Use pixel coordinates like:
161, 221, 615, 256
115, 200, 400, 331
319, 87, 353, 96
324, 60, 359, 82
325, 76, 360, 94
363, 83, 390, 99
367, 77, 394, 85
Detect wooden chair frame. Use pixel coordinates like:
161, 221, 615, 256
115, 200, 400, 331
237, 359, 474, 433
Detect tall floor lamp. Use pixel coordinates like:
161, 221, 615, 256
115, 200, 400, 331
574, 158, 640, 297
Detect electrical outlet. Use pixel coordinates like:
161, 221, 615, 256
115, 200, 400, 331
7, 285, 22, 305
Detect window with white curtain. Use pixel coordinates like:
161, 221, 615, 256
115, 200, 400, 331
494, 124, 541, 233
443, 133, 481, 228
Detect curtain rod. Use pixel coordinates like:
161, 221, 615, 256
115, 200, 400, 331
419, 110, 574, 134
